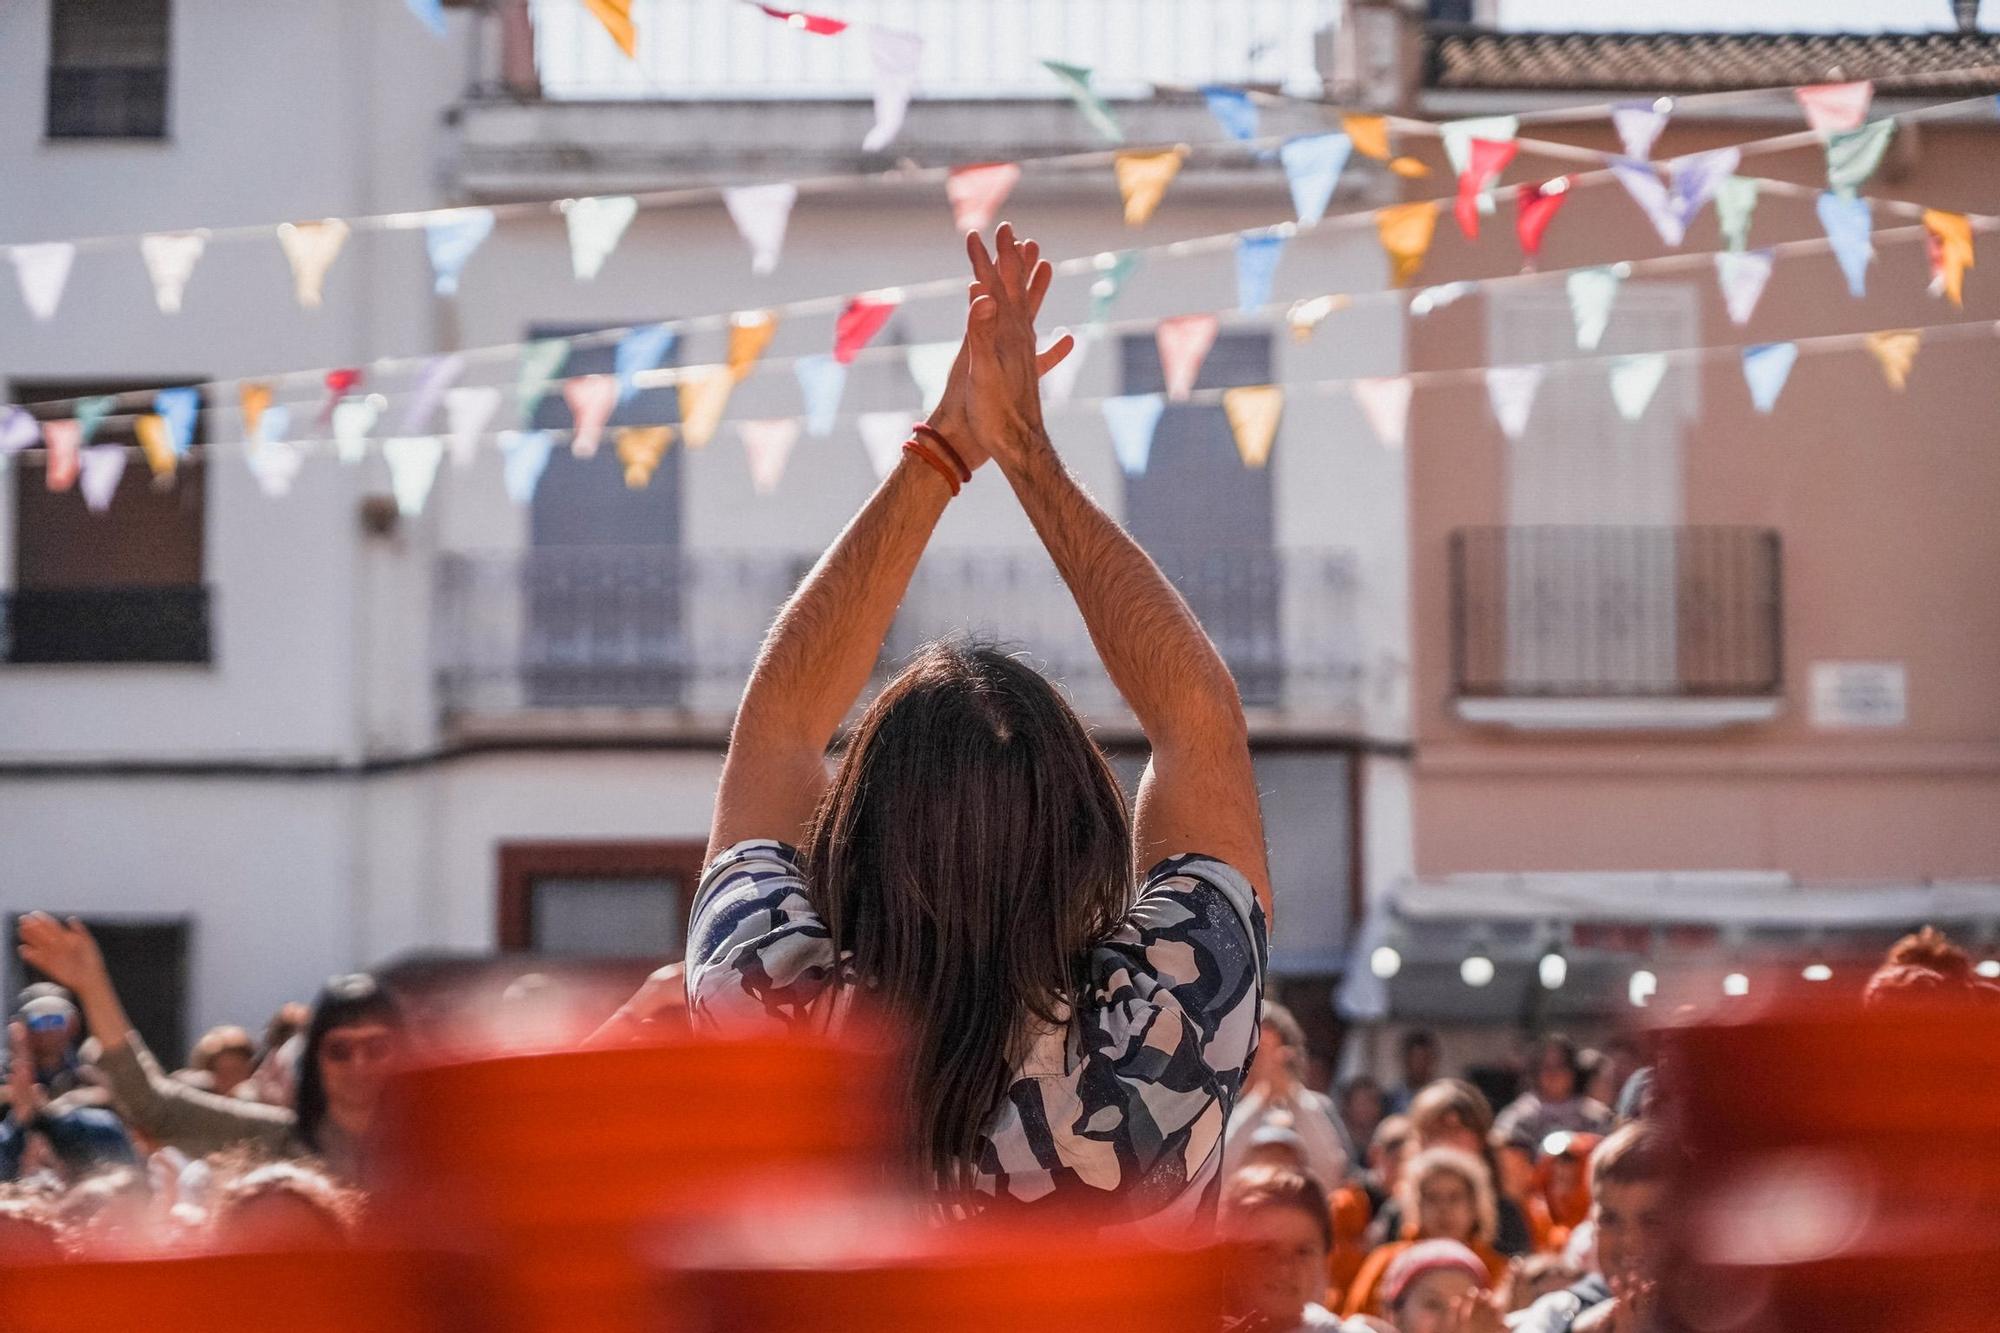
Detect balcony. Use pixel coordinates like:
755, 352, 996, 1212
1449, 526, 1783, 731
433, 545, 1361, 736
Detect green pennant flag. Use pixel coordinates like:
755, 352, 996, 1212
1827, 120, 1895, 197
1715, 176, 1759, 252
75, 395, 119, 444
1043, 60, 1125, 144
516, 338, 572, 426
1089, 251, 1142, 322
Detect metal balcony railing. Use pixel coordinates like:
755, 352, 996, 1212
1450, 526, 1783, 699
434, 545, 1361, 718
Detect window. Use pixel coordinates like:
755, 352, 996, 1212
497, 841, 706, 959
10, 915, 190, 1063
8, 379, 210, 664
47, 0, 171, 140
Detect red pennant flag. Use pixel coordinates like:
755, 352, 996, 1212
833, 293, 900, 365
947, 162, 1022, 235
1455, 138, 1519, 239
1516, 177, 1571, 264
754, 3, 847, 34
321, 368, 363, 423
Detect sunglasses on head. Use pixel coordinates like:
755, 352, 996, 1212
22, 1013, 68, 1033
319, 1031, 395, 1064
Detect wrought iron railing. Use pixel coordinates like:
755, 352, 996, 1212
435, 546, 1361, 718
2, 585, 212, 664
1450, 526, 1782, 699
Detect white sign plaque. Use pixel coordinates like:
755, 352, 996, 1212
1810, 662, 1907, 729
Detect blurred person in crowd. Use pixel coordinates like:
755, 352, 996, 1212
1226, 1002, 1353, 1191
1222, 1164, 1344, 1330
0, 1187, 66, 1260
1494, 1038, 1612, 1146
1342, 1147, 1507, 1317
1584, 1037, 1642, 1113
3, 1019, 137, 1183
1361, 1114, 1413, 1216
1538, 1132, 1600, 1254
1863, 924, 2000, 1010
17, 914, 402, 1184
12, 988, 85, 1098
1489, 1131, 1550, 1254
208, 1159, 360, 1250
673, 227, 1270, 1224
1512, 1123, 1665, 1333
1337, 1076, 1386, 1155
1327, 1115, 1413, 1306
179, 1025, 258, 1096
1376, 1238, 1499, 1333
1383, 1031, 1439, 1115
1501, 1253, 1584, 1314
1373, 1082, 1532, 1256
1240, 1125, 1314, 1176
243, 1001, 310, 1106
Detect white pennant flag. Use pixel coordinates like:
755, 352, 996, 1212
11, 242, 75, 321
247, 406, 302, 498
1567, 267, 1621, 351
1352, 376, 1413, 451
905, 342, 958, 413
140, 232, 206, 314
384, 435, 446, 517
861, 26, 924, 152
723, 183, 797, 275
738, 418, 801, 495
1441, 115, 1518, 178
1715, 249, 1775, 326
1485, 365, 1544, 443
1610, 354, 1669, 421
563, 195, 639, 281
332, 397, 382, 464
1612, 101, 1669, 160
444, 385, 502, 468
858, 410, 909, 480
1039, 326, 1091, 407
79, 443, 128, 513
277, 220, 350, 308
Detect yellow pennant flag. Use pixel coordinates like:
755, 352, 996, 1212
1342, 114, 1392, 161
1114, 147, 1188, 227
582, 0, 637, 58
1389, 156, 1433, 179
1222, 385, 1284, 469
1377, 201, 1439, 286
1865, 329, 1920, 391
616, 425, 672, 488
1922, 209, 1974, 307
239, 382, 273, 439
135, 414, 176, 478
727, 310, 779, 382
677, 365, 735, 448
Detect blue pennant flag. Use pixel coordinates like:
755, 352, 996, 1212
1235, 233, 1286, 313
154, 386, 201, 456
500, 430, 556, 504
1741, 343, 1799, 414
1816, 191, 1873, 298
1280, 133, 1353, 227
404, 0, 447, 36
427, 209, 495, 295
1102, 393, 1166, 477
795, 353, 849, 439
614, 324, 678, 402
1202, 86, 1259, 143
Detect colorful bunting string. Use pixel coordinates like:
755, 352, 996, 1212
1156, 314, 1219, 402
946, 163, 1021, 236
1280, 133, 1354, 228
1742, 342, 1798, 414
1114, 148, 1187, 227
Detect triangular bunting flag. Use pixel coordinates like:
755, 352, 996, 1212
728, 310, 779, 381
906, 342, 958, 413
857, 411, 909, 481
795, 353, 848, 437
1817, 191, 1874, 297
517, 339, 571, 424
384, 436, 445, 517
861, 26, 923, 152
1923, 209, 1975, 306
1485, 364, 1544, 443
426, 209, 495, 295
1609, 354, 1669, 421
1389, 156, 1432, 178
1797, 81, 1873, 136
834, 291, 900, 364
322, 367, 363, 424
677, 365, 734, 448
724, 183, 797, 274
1203, 86, 1259, 142
11, 242, 75, 321
154, 387, 201, 456
1, 406, 40, 455
1716, 176, 1759, 251
140, 232, 205, 314
1454, 138, 1519, 238
738, 418, 801, 495
1827, 120, 1895, 196
1043, 60, 1123, 143
1669, 147, 1739, 235
616, 425, 673, 488
75, 396, 117, 445
563, 195, 638, 281
1567, 267, 1621, 350
1235, 232, 1286, 312
80, 444, 127, 512
405, 0, 446, 35
1612, 100, 1669, 160
1280, 133, 1354, 227
1516, 178, 1570, 264
1102, 394, 1165, 477
1342, 114, 1392, 161
1286, 295, 1346, 343
1222, 385, 1283, 468
1865, 329, 1920, 391
444, 385, 501, 467
615, 323, 678, 401
1377, 202, 1439, 287
1039, 325, 1091, 406
1353, 377, 1413, 451
239, 382, 273, 440
947, 163, 1021, 235
246, 421, 304, 499
400, 353, 465, 435
1441, 116, 1518, 178
277, 220, 349, 308
1741, 342, 1798, 414
1115, 147, 1187, 227
1089, 251, 1141, 322
500, 430, 556, 504
136, 416, 176, 479
753, 4, 846, 35
564, 374, 619, 457
332, 397, 381, 464
1612, 159, 1683, 246
43, 420, 82, 491
1715, 250, 1775, 326
581, 0, 637, 57
1156, 314, 1219, 402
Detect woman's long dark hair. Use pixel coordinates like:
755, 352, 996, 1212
802, 640, 1133, 1194
292, 973, 403, 1153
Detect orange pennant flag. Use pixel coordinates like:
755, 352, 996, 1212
677, 365, 735, 448
135, 414, 177, 478
1922, 209, 1974, 307
727, 309, 779, 382
1114, 147, 1188, 227
1377, 201, 1439, 286
582, 0, 637, 57
1864, 329, 1920, 391
616, 425, 672, 487
1389, 156, 1432, 179
1223, 385, 1284, 468
238, 382, 273, 440
1342, 114, 1392, 161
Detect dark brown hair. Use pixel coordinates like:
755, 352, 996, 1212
802, 640, 1133, 1194
1223, 1165, 1334, 1253
1588, 1121, 1666, 1195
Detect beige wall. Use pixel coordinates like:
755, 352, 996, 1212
1404, 118, 2000, 880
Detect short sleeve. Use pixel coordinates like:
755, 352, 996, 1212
685, 839, 839, 1034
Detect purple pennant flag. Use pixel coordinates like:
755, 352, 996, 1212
1611, 159, 1682, 245
400, 352, 467, 434
1668, 147, 1740, 236
1, 405, 41, 454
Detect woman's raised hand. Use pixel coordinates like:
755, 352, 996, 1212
16, 913, 109, 997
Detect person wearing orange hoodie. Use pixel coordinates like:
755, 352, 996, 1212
1342, 1147, 1508, 1319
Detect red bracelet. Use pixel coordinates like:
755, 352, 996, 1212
911, 422, 971, 483
903, 439, 960, 496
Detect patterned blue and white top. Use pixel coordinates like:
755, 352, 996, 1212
686, 838, 1268, 1230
